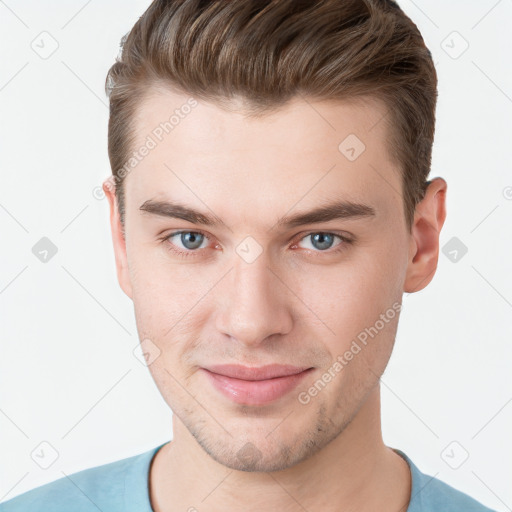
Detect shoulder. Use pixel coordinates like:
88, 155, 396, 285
394, 449, 498, 512
0, 444, 165, 512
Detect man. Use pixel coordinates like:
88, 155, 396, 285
0, 0, 497, 511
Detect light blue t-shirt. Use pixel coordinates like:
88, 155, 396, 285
0, 442, 497, 511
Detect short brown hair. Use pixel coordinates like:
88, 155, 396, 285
105, 0, 437, 230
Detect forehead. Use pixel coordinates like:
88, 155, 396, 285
132, 86, 393, 155
124, 87, 402, 228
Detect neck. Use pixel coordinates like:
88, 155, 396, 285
149, 385, 411, 512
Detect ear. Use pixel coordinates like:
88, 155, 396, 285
404, 177, 447, 293
103, 177, 133, 299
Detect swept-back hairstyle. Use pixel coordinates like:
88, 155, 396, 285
105, 0, 437, 230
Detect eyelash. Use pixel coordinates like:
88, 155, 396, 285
159, 230, 353, 259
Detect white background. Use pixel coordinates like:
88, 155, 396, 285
0, 0, 511, 509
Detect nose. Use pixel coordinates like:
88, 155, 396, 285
214, 252, 294, 347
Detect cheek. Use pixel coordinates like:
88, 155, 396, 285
127, 245, 198, 338
292, 240, 406, 354
127, 232, 193, 297
127, 255, 223, 366
300, 255, 401, 323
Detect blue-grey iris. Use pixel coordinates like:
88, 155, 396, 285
310, 233, 334, 250
181, 232, 204, 250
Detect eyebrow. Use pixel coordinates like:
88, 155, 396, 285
274, 200, 376, 229
139, 198, 376, 229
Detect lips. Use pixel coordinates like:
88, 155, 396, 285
201, 364, 314, 405
205, 364, 312, 380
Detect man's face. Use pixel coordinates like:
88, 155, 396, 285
113, 89, 413, 471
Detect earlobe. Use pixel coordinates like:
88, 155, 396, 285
404, 177, 447, 293
103, 178, 133, 299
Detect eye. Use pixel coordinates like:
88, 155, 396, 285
294, 232, 351, 254
162, 230, 211, 257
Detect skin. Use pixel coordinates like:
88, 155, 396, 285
104, 88, 446, 512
